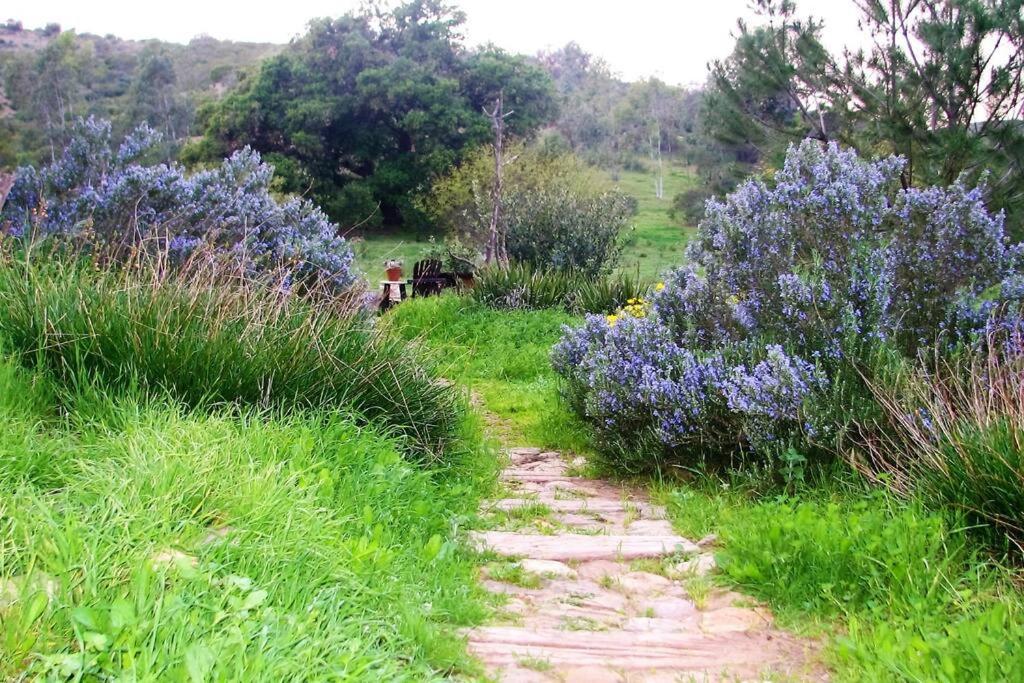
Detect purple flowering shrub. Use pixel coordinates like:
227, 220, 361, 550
554, 140, 1020, 472
0, 117, 356, 292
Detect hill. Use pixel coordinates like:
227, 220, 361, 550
0, 20, 280, 165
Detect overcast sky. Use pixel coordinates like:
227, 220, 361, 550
6, 1, 864, 86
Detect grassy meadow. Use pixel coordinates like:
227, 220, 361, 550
351, 159, 697, 283
0, 254, 498, 680
611, 161, 698, 280
386, 295, 591, 453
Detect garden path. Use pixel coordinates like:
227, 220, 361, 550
465, 447, 825, 682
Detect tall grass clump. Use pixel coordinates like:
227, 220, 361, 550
861, 330, 1024, 556
472, 262, 649, 314
0, 250, 460, 460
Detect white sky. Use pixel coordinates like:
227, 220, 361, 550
8, 1, 865, 86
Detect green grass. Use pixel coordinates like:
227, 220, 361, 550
610, 161, 698, 281
664, 476, 1024, 681
0, 253, 461, 460
0, 353, 496, 680
349, 159, 698, 287
349, 229, 434, 282
385, 295, 591, 452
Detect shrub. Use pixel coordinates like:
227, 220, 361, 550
471, 262, 649, 314
0, 117, 356, 292
420, 143, 608, 242
861, 330, 1024, 556
421, 144, 632, 275
503, 187, 632, 275
0, 253, 458, 460
554, 140, 1018, 473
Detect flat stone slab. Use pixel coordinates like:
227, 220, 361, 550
466, 627, 813, 676
467, 446, 824, 681
519, 559, 577, 579
491, 498, 661, 517
471, 531, 697, 561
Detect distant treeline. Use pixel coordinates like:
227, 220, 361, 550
4, 0, 1022, 235
0, 20, 279, 165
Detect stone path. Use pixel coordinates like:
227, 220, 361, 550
466, 447, 824, 682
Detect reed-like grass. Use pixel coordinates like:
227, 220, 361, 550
0, 248, 460, 461
471, 262, 650, 314
859, 332, 1024, 556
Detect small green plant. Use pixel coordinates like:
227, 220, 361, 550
560, 615, 607, 631
486, 562, 543, 589
516, 656, 553, 672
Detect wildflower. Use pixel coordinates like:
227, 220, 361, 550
553, 138, 1012, 469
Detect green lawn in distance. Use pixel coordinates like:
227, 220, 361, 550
349, 158, 698, 285
611, 160, 698, 281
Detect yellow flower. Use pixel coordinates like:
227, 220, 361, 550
655, 282, 665, 292
606, 314, 618, 326
727, 295, 740, 305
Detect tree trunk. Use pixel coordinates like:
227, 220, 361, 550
485, 91, 510, 267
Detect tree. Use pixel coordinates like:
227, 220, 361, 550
703, 0, 1024, 233
30, 32, 86, 160
840, 0, 1024, 204
125, 46, 187, 146
483, 91, 511, 266
189, 0, 556, 229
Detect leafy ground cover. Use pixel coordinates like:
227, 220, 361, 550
385, 295, 590, 453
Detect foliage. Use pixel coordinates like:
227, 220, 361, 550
0, 25, 278, 166
503, 186, 633, 275
471, 262, 650, 315
1, 117, 356, 292
861, 330, 1024, 556
0, 355, 495, 680
703, 0, 1024, 235
554, 140, 1018, 473
0, 253, 459, 460
537, 42, 701, 169
667, 480, 1024, 681
385, 295, 590, 452
421, 142, 608, 243
189, 0, 556, 227
423, 142, 631, 274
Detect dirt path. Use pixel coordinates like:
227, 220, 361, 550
466, 447, 825, 682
